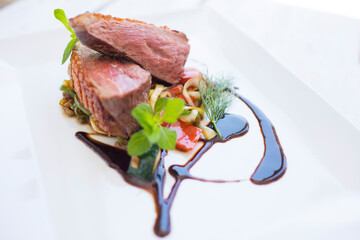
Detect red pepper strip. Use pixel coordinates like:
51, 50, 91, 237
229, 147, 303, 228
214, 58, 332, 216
169, 121, 203, 151
167, 84, 183, 96
180, 68, 202, 85
174, 94, 195, 104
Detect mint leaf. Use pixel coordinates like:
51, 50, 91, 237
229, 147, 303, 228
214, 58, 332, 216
163, 98, 185, 123
132, 103, 153, 118
157, 127, 177, 150
127, 98, 185, 156
153, 112, 161, 122
62, 38, 77, 64
132, 104, 155, 134
146, 124, 161, 143
54, 9, 74, 34
154, 97, 169, 114
127, 130, 151, 156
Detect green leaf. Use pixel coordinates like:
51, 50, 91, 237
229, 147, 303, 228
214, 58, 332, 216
157, 127, 177, 150
162, 98, 185, 123
127, 97, 185, 156
127, 130, 151, 156
62, 38, 77, 64
132, 103, 153, 118
131, 104, 155, 134
54, 9, 78, 65
153, 112, 161, 122
146, 124, 161, 143
127, 144, 159, 181
54, 9, 74, 33
154, 97, 169, 114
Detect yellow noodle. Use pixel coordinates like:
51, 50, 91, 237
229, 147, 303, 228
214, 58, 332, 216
150, 84, 166, 110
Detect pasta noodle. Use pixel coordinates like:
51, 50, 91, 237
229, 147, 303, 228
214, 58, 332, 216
148, 75, 215, 140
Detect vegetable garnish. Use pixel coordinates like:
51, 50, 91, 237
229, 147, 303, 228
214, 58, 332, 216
54, 9, 78, 64
127, 98, 185, 156
199, 74, 234, 140
60, 81, 91, 123
169, 121, 203, 151
127, 144, 160, 181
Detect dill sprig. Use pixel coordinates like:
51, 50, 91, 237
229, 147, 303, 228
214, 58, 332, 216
199, 73, 234, 140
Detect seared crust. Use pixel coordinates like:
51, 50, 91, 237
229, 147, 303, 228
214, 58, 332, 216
70, 12, 190, 84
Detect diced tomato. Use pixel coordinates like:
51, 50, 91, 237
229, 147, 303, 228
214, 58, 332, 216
167, 84, 183, 96
180, 68, 202, 85
174, 94, 195, 104
169, 121, 203, 151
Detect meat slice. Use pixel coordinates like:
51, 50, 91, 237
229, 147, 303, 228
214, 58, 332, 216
69, 12, 190, 84
69, 43, 151, 137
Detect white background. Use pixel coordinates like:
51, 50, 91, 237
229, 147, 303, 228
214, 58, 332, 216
1, 0, 360, 239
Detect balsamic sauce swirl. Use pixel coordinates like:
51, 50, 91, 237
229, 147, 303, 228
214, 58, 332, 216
75, 93, 287, 237
233, 93, 287, 184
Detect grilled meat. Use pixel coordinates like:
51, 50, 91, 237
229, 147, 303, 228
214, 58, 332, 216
69, 12, 190, 84
69, 43, 151, 137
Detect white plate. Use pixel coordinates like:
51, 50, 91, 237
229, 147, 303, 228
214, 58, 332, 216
1, 6, 360, 240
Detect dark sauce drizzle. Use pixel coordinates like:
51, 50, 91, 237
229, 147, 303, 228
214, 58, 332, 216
233, 93, 287, 184
75, 93, 287, 237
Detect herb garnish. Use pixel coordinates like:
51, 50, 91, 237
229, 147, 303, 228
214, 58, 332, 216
199, 74, 234, 140
54, 9, 78, 64
127, 144, 160, 181
127, 98, 185, 156
60, 81, 91, 122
